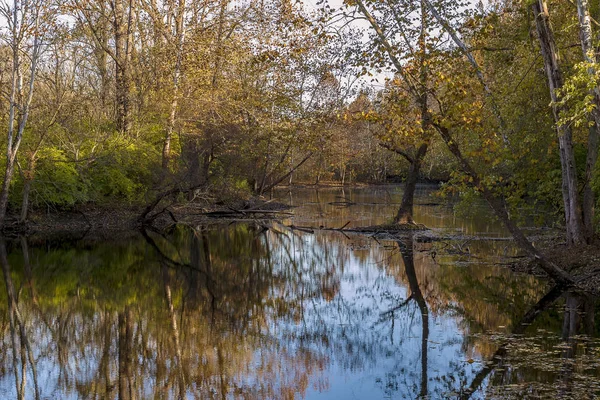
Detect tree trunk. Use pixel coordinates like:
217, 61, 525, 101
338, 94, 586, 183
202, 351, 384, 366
395, 2, 430, 225
288, 154, 294, 186
576, 0, 600, 242
95, 1, 110, 112
20, 237, 36, 301
19, 156, 36, 223
533, 0, 585, 245
462, 285, 566, 398
99, 310, 113, 398
211, 0, 229, 88
0, 156, 17, 226
20, 180, 31, 223
162, 0, 186, 170
114, 0, 134, 134
395, 144, 427, 224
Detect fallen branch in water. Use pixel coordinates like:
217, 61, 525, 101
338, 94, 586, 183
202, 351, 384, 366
339, 221, 351, 230
204, 209, 294, 218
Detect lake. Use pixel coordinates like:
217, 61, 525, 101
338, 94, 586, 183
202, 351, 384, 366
0, 186, 598, 399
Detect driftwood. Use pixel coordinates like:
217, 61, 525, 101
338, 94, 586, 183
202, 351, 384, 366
328, 201, 356, 206
286, 221, 355, 234
139, 183, 206, 223
200, 198, 294, 219
204, 209, 293, 218
288, 225, 315, 234
286, 223, 428, 235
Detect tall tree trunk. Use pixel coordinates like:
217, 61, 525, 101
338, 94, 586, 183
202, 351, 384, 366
162, 0, 186, 170
95, 1, 110, 112
576, 0, 600, 242
114, 0, 134, 134
533, 0, 585, 245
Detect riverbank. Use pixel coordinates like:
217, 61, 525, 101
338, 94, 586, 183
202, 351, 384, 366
4, 197, 293, 239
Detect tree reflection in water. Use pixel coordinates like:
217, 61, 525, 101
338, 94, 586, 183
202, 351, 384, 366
397, 236, 429, 398
0, 224, 597, 399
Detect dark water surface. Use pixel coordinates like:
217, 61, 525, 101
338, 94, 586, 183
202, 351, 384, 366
0, 186, 598, 399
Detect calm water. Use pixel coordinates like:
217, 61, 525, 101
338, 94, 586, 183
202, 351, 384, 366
0, 186, 598, 399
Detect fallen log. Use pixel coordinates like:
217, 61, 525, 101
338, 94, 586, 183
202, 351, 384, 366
204, 209, 294, 218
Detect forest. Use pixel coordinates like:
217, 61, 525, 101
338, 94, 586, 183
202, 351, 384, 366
3, 1, 600, 399
1, 0, 600, 274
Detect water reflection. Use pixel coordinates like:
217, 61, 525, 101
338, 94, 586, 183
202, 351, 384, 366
469, 287, 600, 399
0, 188, 597, 399
396, 237, 429, 398
0, 237, 40, 400
276, 186, 512, 237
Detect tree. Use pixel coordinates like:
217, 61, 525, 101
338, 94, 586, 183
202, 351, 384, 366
0, 0, 54, 228
374, 77, 432, 224
17, 27, 78, 222
531, 0, 586, 245
72, 0, 137, 134
342, 0, 579, 284
343, 0, 443, 225
571, 0, 599, 242
140, 0, 189, 169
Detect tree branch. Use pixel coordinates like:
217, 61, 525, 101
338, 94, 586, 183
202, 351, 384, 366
379, 141, 414, 163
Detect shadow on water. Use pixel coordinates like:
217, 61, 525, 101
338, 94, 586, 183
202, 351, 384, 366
0, 187, 598, 399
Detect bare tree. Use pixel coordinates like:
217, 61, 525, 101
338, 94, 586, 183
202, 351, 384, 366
0, 0, 51, 228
